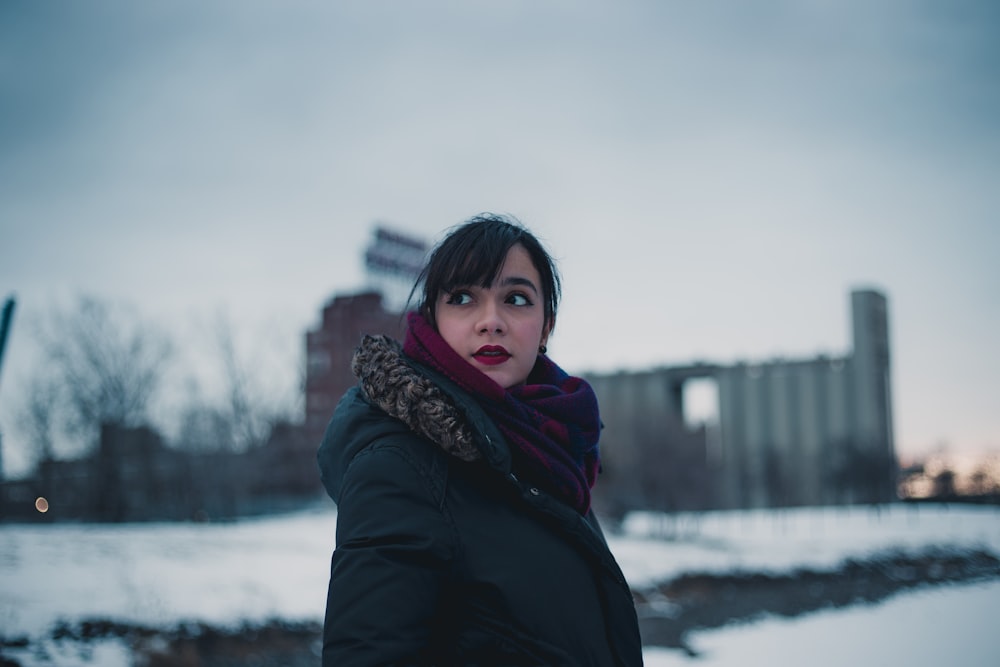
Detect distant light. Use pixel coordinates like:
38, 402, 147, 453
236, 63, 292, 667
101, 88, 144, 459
35, 497, 49, 513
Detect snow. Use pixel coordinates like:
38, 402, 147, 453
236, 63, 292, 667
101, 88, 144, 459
643, 581, 1000, 667
0, 510, 336, 635
616, 503, 1000, 585
2, 502, 999, 665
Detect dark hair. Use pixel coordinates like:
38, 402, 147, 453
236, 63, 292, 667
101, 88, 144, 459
410, 213, 561, 334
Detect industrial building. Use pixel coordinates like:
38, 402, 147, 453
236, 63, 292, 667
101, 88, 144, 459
587, 289, 896, 511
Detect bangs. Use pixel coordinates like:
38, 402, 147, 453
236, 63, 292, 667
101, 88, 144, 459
436, 237, 513, 294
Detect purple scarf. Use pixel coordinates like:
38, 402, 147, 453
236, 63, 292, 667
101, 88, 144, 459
403, 311, 601, 514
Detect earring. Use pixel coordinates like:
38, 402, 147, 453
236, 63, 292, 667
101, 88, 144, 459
538, 345, 547, 354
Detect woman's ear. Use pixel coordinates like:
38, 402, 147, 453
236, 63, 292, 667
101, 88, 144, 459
540, 318, 554, 351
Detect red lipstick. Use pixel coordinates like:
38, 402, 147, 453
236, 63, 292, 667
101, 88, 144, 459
473, 345, 510, 366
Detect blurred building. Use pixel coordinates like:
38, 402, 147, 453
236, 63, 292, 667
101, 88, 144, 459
303, 291, 406, 448
0, 422, 318, 522
304, 226, 427, 448
589, 288, 896, 513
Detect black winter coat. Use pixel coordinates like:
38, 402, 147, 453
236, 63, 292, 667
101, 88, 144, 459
318, 335, 644, 666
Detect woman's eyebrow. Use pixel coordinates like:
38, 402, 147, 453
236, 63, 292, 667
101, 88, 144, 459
500, 276, 539, 294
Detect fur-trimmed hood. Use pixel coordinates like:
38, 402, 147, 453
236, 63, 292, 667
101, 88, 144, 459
351, 334, 481, 463
318, 334, 514, 505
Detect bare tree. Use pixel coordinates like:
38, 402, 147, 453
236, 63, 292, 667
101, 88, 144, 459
175, 400, 237, 453
932, 466, 957, 500
213, 313, 271, 451
968, 456, 1000, 497
172, 311, 298, 454
17, 374, 61, 467
32, 296, 174, 453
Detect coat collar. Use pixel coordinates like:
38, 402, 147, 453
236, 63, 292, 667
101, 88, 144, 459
351, 334, 511, 471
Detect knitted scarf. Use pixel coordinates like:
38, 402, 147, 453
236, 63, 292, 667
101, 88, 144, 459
403, 311, 601, 514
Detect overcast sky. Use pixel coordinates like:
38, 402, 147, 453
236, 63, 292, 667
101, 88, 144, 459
1, 0, 998, 476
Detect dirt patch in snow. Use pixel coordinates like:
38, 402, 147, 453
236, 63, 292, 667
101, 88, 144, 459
2, 547, 998, 665
634, 546, 1000, 656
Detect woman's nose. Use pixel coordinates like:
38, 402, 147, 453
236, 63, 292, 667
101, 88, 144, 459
476, 303, 505, 334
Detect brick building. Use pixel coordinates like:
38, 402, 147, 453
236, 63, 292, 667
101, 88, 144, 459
303, 291, 406, 447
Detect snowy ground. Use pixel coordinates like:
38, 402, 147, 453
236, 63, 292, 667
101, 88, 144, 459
1, 502, 998, 666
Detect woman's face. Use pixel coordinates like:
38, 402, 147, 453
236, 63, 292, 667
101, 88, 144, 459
435, 244, 551, 389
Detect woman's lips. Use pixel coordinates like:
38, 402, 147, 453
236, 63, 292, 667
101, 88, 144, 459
473, 345, 510, 366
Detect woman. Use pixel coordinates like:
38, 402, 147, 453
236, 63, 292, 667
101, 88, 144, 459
318, 214, 643, 666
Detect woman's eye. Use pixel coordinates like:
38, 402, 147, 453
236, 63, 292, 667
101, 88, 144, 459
446, 291, 473, 305
507, 293, 531, 307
